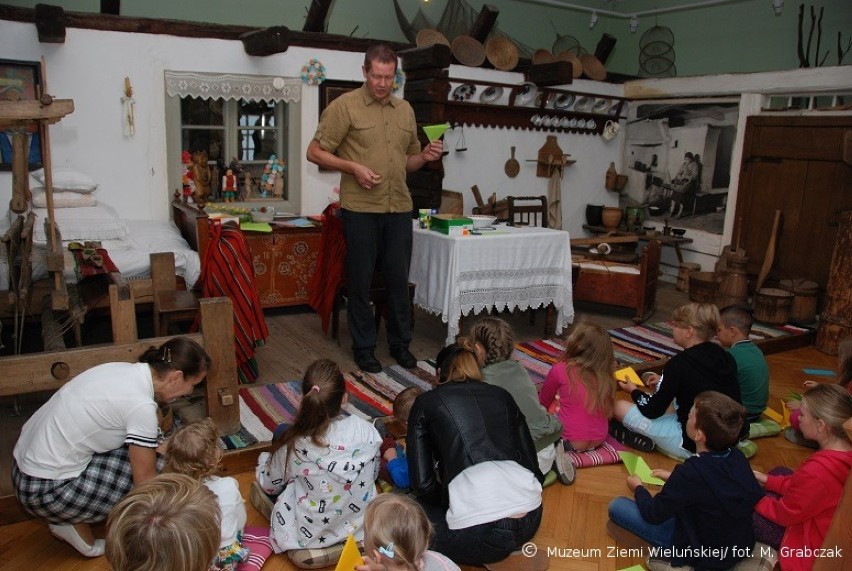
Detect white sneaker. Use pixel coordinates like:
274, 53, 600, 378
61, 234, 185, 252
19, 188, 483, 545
48, 524, 105, 557
553, 441, 576, 485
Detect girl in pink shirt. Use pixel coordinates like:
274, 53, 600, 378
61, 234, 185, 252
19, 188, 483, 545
539, 321, 616, 450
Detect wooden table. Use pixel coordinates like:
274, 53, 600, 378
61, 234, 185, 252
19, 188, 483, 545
582, 224, 693, 263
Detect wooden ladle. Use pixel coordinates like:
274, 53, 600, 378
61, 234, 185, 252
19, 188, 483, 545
505, 146, 520, 178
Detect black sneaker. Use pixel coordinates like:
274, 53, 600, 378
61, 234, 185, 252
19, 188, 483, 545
390, 346, 418, 369
355, 351, 382, 374
609, 419, 656, 452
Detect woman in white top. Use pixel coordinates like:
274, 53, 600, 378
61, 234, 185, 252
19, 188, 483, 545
12, 337, 211, 558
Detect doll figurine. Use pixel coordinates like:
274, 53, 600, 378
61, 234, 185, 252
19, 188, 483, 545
222, 169, 237, 203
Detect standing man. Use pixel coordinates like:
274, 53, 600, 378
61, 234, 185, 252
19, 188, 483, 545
307, 44, 443, 373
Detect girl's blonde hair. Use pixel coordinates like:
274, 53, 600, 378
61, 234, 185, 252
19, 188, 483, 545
469, 317, 515, 365
106, 473, 221, 571
363, 494, 432, 570
671, 302, 720, 342
802, 383, 852, 445
561, 321, 616, 417
163, 417, 222, 480
435, 337, 482, 384
271, 359, 346, 459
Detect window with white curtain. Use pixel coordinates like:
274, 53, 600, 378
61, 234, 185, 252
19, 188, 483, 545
165, 71, 301, 208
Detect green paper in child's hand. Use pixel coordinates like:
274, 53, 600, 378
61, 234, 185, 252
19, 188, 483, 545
619, 452, 665, 485
423, 122, 450, 142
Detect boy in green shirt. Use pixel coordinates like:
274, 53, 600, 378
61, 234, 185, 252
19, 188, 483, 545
717, 305, 769, 421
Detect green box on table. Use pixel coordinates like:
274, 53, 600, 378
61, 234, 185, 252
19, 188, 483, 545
431, 214, 473, 235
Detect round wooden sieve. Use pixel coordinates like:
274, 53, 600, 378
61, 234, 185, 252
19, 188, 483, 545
505, 146, 520, 178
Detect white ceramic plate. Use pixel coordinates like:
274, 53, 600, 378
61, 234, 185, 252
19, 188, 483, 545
592, 98, 610, 113
553, 93, 576, 110
574, 96, 593, 112
479, 86, 504, 103
515, 82, 537, 105
451, 84, 477, 101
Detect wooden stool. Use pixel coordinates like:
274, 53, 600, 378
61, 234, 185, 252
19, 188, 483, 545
151, 252, 199, 336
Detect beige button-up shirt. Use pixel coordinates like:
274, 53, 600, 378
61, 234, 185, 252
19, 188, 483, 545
313, 84, 421, 213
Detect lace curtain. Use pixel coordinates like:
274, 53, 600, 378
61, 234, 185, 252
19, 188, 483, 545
164, 70, 301, 103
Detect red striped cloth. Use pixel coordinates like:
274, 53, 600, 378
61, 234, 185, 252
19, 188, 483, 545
73, 248, 119, 277
197, 223, 269, 383
308, 204, 344, 335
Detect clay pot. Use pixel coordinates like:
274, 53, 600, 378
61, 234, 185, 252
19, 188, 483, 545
586, 204, 604, 227
601, 206, 623, 230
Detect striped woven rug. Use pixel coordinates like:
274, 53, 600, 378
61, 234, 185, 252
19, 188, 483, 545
222, 364, 436, 449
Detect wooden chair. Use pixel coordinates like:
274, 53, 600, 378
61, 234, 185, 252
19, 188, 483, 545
438, 189, 464, 215
507, 195, 548, 227
330, 272, 416, 344
151, 252, 199, 336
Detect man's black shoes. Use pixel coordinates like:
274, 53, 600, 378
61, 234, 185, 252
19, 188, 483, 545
355, 352, 382, 374
390, 347, 418, 369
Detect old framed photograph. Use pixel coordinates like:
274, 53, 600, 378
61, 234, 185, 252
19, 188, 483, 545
318, 80, 360, 119
0, 59, 44, 171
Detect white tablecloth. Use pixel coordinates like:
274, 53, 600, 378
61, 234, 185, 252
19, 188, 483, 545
410, 224, 574, 344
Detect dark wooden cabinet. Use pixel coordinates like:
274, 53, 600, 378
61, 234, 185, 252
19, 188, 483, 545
734, 116, 852, 291
243, 226, 321, 308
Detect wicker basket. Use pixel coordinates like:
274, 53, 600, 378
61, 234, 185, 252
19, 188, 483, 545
580, 54, 607, 81
532, 49, 557, 65
451, 35, 486, 67
416, 28, 450, 48
485, 37, 519, 71
556, 50, 583, 78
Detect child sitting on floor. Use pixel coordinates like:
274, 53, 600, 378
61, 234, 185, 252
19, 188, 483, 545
355, 494, 460, 571
608, 391, 763, 571
378, 386, 423, 489
470, 317, 570, 485
753, 383, 852, 571
539, 320, 615, 459
164, 417, 248, 571
786, 335, 852, 448
106, 473, 222, 571
255, 359, 381, 570
717, 304, 769, 422
611, 303, 741, 459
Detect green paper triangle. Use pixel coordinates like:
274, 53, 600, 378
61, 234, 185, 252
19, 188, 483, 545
423, 122, 450, 142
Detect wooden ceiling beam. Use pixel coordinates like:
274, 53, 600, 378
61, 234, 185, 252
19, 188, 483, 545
303, 0, 333, 33
100, 0, 120, 16
0, 4, 410, 53
35, 3, 65, 43
468, 4, 498, 44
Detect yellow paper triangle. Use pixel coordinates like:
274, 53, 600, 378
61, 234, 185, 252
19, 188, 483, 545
614, 366, 644, 387
422, 122, 450, 142
763, 406, 783, 424
334, 534, 364, 571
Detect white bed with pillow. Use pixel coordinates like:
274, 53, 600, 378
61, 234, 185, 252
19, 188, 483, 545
1, 167, 201, 292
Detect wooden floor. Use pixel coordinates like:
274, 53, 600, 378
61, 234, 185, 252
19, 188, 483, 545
0, 283, 832, 570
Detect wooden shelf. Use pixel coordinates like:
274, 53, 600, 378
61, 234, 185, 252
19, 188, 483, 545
408, 78, 626, 136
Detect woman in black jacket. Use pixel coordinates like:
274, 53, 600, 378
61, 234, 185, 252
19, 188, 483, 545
406, 338, 544, 567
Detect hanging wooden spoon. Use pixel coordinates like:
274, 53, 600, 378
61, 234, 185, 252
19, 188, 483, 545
505, 146, 520, 178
